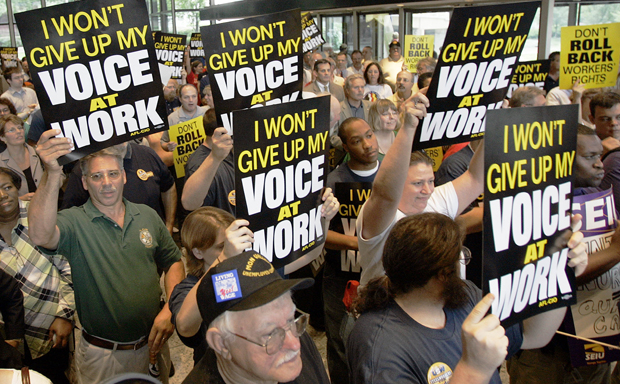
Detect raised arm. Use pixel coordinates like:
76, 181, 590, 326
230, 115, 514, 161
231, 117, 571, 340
182, 127, 232, 211
360, 94, 429, 239
161, 184, 177, 235
29, 129, 73, 249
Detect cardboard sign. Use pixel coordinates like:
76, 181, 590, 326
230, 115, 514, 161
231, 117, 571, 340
404, 35, 434, 73
189, 33, 205, 65
0, 47, 19, 72
234, 96, 330, 269
566, 189, 620, 367
154, 32, 186, 80
560, 23, 620, 90
301, 13, 325, 53
201, 9, 303, 134
169, 116, 205, 178
506, 59, 550, 98
414, 2, 538, 150
15, 0, 167, 165
483, 104, 578, 327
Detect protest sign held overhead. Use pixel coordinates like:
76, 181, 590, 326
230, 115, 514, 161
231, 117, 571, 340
506, 59, 550, 98
15, 0, 167, 165
483, 104, 578, 327
301, 13, 325, 53
169, 115, 205, 178
201, 9, 303, 134
153, 31, 186, 80
234, 96, 330, 270
414, 2, 538, 150
404, 35, 434, 73
565, 189, 620, 367
560, 23, 620, 90
189, 33, 205, 64
0, 47, 19, 72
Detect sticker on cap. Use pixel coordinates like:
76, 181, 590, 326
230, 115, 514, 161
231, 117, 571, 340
212, 270, 242, 302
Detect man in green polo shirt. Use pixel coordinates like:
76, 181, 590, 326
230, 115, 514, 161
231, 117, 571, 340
28, 129, 185, 384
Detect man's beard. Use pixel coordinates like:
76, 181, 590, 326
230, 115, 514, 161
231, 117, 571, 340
442, 271, 468, 309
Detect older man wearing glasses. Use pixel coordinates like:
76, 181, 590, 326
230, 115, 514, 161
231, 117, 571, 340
182, 250, 330, 384
27, 131, 185, 384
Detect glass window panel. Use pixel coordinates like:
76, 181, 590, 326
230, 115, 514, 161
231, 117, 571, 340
176, 10, 199, 39
407, 11, 450, 57
520, 7, 542, 61
45, 0, 77, 6
321, 15, 352, 56
11, 0, 41, 14
358, 13, 399, 63
578, 3, 620, 26
175, 0, 208, 9
0, 0, 7, 18
0, 25, 11, 47
214, 0, 242, 5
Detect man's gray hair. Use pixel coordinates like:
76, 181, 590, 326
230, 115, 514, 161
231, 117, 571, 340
344, 74, 365, 91
80, 146, 124, 176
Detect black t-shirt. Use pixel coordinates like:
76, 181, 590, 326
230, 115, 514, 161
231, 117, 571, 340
185, 145, 235, 215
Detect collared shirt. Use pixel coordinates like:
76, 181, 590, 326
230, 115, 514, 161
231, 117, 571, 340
1, 87, 39, 121
317, 81, 330, 93
347, 66, 364, 76
0, 200, 74, 359
348, 101, 365, 119
55, 198, 181, 342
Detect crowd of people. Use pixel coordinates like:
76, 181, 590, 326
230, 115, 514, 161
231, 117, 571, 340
1, 35, 620, 384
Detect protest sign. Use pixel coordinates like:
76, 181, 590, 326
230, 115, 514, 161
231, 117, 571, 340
564, 189, 620, 366
169, 116, 205, 178
234, 96, 330, 270
153, 32, 186, 80
414, 2, 538, 150
301, 13, 325, 53
560, 23, 620, 90
483, 104, 578, 327
15, 0, 167, 165
506, 59, 550, 98
403, 35, 434, 73
189, 33, 205, 65
0, 47, 19, 72
201, 9, 303, 134
326, 182, 373, 278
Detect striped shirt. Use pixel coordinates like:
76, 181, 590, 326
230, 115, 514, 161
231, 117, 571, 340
0, 200, 75, 359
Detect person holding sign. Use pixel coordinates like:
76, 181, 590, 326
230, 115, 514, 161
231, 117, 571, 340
161, 85, 209, 152
592, 91, 620, 214
28, 131, 185, 384
0, 115, 44, 201
348, 212, 588, 384
355, 92, 484, 288
1, 68, 38, 123
182, 110, 235, 214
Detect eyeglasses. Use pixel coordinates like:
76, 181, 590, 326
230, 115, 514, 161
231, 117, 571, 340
87, 170, 122, 182
232, 309, 309, 355
5, 126, 24, 134
459, 247, 472, 266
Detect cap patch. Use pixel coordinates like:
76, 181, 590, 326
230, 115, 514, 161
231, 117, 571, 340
243, 254, 275, 277
212, 270, 242, 302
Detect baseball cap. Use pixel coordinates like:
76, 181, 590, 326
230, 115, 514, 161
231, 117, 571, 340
389, 41, 401, 48
196, 251, 314, 327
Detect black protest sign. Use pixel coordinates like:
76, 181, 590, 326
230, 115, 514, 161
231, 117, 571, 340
154, 32, 186, 80
301, 13, 324, 53
506, 59, 550, 98
483, 104, 578, 327
15, 0, 167, 165
201, 9, 303, 134
0, 48, 19, 72
234, 96, 330, 270
414, 2, 538, 150
329, 182, 372, 278
189, 33, 205, 65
